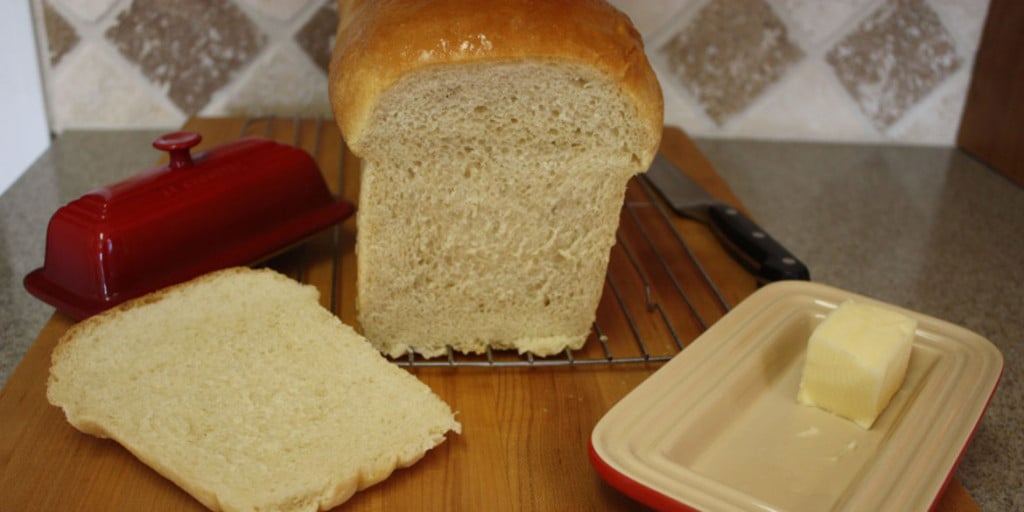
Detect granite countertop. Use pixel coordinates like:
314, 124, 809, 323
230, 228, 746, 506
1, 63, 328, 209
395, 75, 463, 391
1, 130, 1021, 510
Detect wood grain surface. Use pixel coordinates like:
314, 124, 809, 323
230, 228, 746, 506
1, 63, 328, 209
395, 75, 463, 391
957, 0, 1024, 187
0, 119, 978, 511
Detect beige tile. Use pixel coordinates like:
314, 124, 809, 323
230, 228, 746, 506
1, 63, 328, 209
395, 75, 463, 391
213, 44, 331, 118
605, 0, 692, 38
236, 0, 312, 21
729, 62, 877, 142
105, 0, 266, 114
41, 1, 79, 66
52, 0, 120, 22
51, 43, 183, 130
657, 0, 804, 126
928, 0, 990, 51
826, 0, 961, 130
767, 0, 876, 47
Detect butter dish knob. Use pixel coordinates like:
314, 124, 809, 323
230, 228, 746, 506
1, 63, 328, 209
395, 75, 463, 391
153, 131, 202, 169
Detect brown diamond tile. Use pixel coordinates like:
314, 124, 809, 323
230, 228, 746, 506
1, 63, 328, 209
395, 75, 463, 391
294, 1, 337, 74
827, 0, 961, 129
658, 0, 804, 125
42, 1, 79, 66
105, 0, 266, 114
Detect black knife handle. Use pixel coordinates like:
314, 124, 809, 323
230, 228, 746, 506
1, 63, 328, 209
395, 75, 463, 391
706, 203, 810, 283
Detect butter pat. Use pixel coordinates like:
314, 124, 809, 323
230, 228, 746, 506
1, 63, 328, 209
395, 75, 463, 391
797, 301, 916, 428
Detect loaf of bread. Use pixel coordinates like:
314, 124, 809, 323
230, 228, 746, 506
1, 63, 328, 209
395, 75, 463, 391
328, 0, 663, 358
47, 267, 460, 512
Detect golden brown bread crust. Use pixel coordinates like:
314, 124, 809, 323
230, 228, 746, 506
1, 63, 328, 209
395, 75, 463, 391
328, 0, 663, 155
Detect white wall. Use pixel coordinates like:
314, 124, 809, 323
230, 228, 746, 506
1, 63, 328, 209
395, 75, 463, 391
1, 0, 50, 195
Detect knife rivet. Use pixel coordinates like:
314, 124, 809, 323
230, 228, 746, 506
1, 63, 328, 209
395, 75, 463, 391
783, 257, 797, 265
725, 208, 737, 215
753, 231, 765, 239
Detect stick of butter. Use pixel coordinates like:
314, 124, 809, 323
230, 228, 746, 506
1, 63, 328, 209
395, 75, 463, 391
797, 300, 917, 429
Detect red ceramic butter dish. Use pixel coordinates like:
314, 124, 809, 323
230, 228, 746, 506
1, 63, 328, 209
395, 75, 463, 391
590, 281, 1002, 512
24, 132, 355, 319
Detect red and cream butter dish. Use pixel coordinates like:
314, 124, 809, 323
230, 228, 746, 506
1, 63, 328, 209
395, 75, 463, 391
590, 280, 1003, 512
24, 132, 354, 319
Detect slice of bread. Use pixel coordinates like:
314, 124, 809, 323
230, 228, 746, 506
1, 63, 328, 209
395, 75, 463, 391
329, 0, 664, 358
47, 267, 460, 512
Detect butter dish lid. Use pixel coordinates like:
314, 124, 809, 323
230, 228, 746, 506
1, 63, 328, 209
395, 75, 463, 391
590, 281, 1003, 512
24, 132, 355, 319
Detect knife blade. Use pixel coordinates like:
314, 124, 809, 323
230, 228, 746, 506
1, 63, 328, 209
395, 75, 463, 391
643, 153, 810, 283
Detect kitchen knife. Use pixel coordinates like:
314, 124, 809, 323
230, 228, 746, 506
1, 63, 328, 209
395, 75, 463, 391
644, 153, 810, 283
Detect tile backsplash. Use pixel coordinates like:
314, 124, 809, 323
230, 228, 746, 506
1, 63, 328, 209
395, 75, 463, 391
32, 0, 989, 145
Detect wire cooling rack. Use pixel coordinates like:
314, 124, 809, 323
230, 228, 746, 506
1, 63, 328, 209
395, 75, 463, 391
239, 116, 733, 367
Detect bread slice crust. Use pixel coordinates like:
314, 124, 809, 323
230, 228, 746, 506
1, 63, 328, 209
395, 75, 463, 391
47, 267, 460, 512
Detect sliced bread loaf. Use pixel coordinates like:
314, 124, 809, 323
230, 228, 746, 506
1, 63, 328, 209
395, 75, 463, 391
47, 267, 460, 512
329, 0, 664, 358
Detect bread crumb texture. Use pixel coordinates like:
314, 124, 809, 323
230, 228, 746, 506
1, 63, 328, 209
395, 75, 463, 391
47, 267, 461, 512
356, 61, 652, 358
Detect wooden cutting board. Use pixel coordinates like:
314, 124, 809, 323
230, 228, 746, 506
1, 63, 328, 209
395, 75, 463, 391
0, 118, 977, 511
